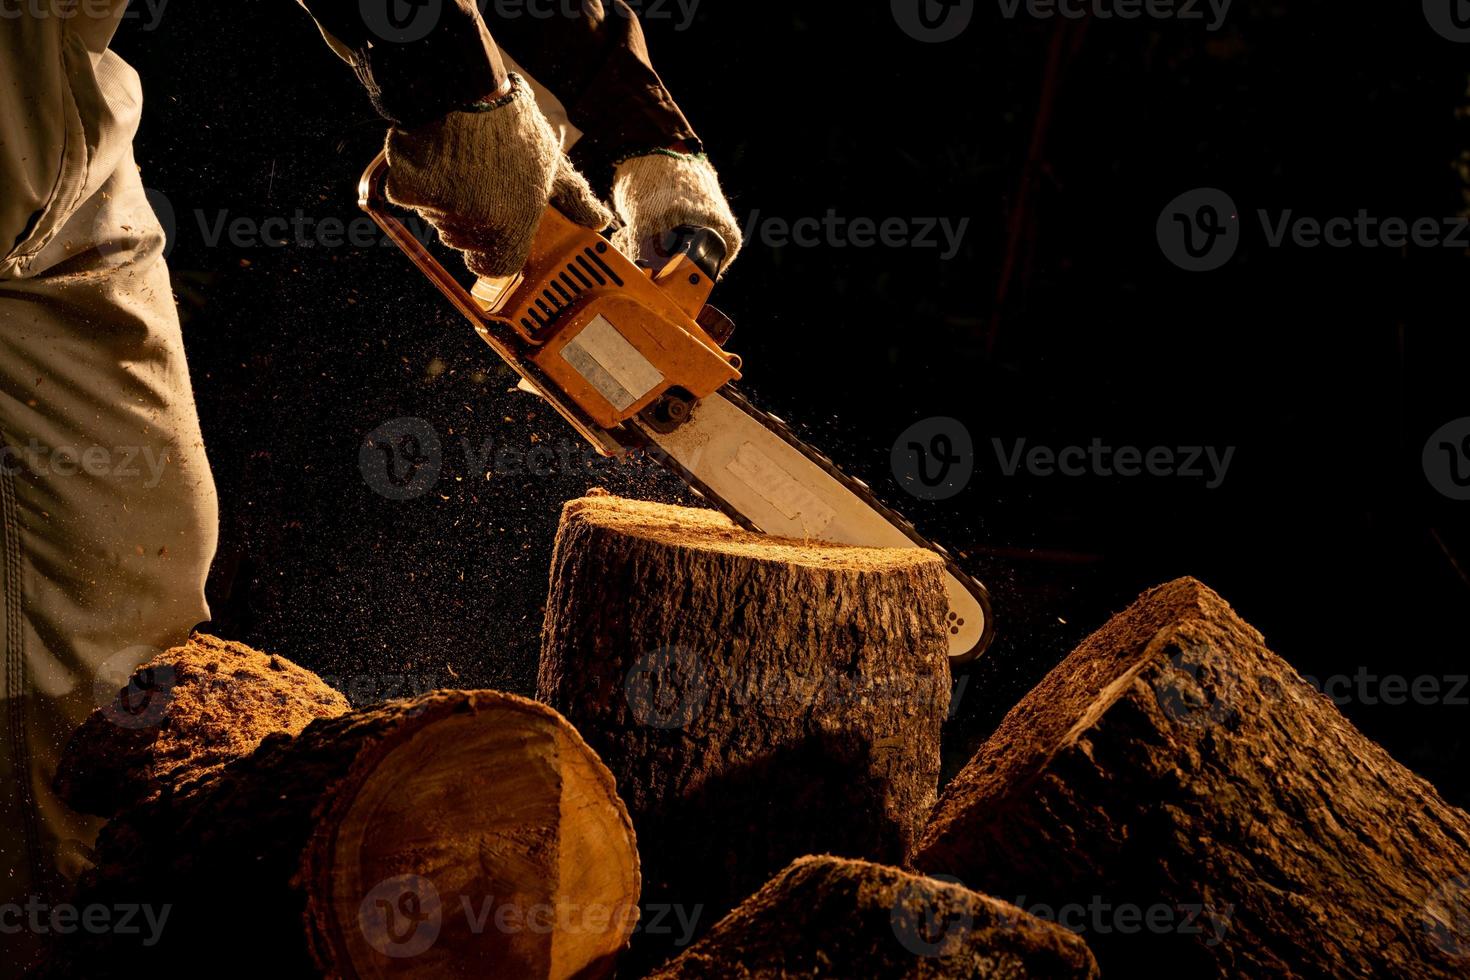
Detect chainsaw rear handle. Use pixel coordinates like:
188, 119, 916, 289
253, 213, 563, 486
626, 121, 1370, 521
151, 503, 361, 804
658, 225, 729, 281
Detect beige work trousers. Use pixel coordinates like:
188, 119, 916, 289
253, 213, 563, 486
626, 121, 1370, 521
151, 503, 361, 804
1, 4, 218, 971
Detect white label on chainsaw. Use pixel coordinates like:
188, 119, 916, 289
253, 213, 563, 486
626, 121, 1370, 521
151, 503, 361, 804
725, 441, 837, 535
561, 315, 663, 412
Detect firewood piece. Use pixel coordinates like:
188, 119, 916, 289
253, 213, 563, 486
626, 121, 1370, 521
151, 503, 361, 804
646, 855, 1099, 979
913, 577, 1470, 978
43, 690, 639, 980
52, 633, 349, 817
538, 495, 953, 954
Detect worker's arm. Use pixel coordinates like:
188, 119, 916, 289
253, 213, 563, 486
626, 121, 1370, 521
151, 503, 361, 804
483, 1, 695, 164
295, 1, 605, 277
488, 2, 744, 272
295, 0, 508, 128
294, 1, 742, 275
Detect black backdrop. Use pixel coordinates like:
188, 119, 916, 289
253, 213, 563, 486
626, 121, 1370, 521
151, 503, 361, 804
111, 1, 1470, 804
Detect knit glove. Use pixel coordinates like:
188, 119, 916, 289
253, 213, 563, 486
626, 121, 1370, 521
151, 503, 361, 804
612, 150, 743, 277
385, 74, 611, 279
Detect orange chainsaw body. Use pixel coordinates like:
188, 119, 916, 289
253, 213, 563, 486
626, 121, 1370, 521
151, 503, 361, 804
358, 151, 740, 453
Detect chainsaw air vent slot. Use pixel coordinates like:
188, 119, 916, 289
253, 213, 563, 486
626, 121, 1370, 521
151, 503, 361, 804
579, 248, 624, 288
519, 248, 625, 337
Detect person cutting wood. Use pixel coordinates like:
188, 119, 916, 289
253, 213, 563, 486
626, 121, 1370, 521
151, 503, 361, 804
0, 2, 740, 972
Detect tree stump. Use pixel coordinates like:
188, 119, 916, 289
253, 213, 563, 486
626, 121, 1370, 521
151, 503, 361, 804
42, 691, 640, 980
538, 494, 953, 963
912, 577, 1470, 978
646, 855, 1099, 979
53, 634, 350, 817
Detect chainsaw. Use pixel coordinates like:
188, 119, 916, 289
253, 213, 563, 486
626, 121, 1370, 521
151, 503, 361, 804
359, 151, 996, 663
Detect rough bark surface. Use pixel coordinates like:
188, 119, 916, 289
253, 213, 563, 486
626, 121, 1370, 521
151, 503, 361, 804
52, 633, 349, 817
538, 495, 952, 964
913, 577, 1470, 978
39, 690, 640, 980
646, 855, 1099, 979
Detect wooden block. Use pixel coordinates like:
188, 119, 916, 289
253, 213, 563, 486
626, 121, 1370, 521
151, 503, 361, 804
43, 691, 639, 980
538, 494, 952, 959
647, 855, 1099, 979
913, 577, 1470, 977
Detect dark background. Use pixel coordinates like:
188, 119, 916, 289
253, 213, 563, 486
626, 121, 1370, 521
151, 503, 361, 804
113, 2, 1470, 804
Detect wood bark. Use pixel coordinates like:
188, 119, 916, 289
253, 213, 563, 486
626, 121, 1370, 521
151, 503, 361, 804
40, 690, 640, 980
646, 855, 1099, 979
537, 494, 953, 964
912, 577, 1470, 978
53, 633, 350, 817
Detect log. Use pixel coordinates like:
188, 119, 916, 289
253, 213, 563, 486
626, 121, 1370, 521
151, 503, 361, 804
646, 855, 1099, 979
53, 633, 350, 817
538, 494, 952, 962
912, 577, 1470, 978
41, 690, 639, 980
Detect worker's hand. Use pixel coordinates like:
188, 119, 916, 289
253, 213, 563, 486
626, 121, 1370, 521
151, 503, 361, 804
384, 74, 611, 279
612, 150, 743, 277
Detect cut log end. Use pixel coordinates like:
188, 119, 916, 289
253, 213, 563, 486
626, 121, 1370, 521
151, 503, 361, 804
304, 693, 639, 980
559, 494, 946, 573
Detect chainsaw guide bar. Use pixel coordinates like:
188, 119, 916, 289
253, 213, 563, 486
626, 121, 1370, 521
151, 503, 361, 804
631, 387, 994, 662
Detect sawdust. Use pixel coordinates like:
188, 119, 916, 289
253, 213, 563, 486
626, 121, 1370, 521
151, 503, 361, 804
54, 634, 349, 817
565, 491, 944, 573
